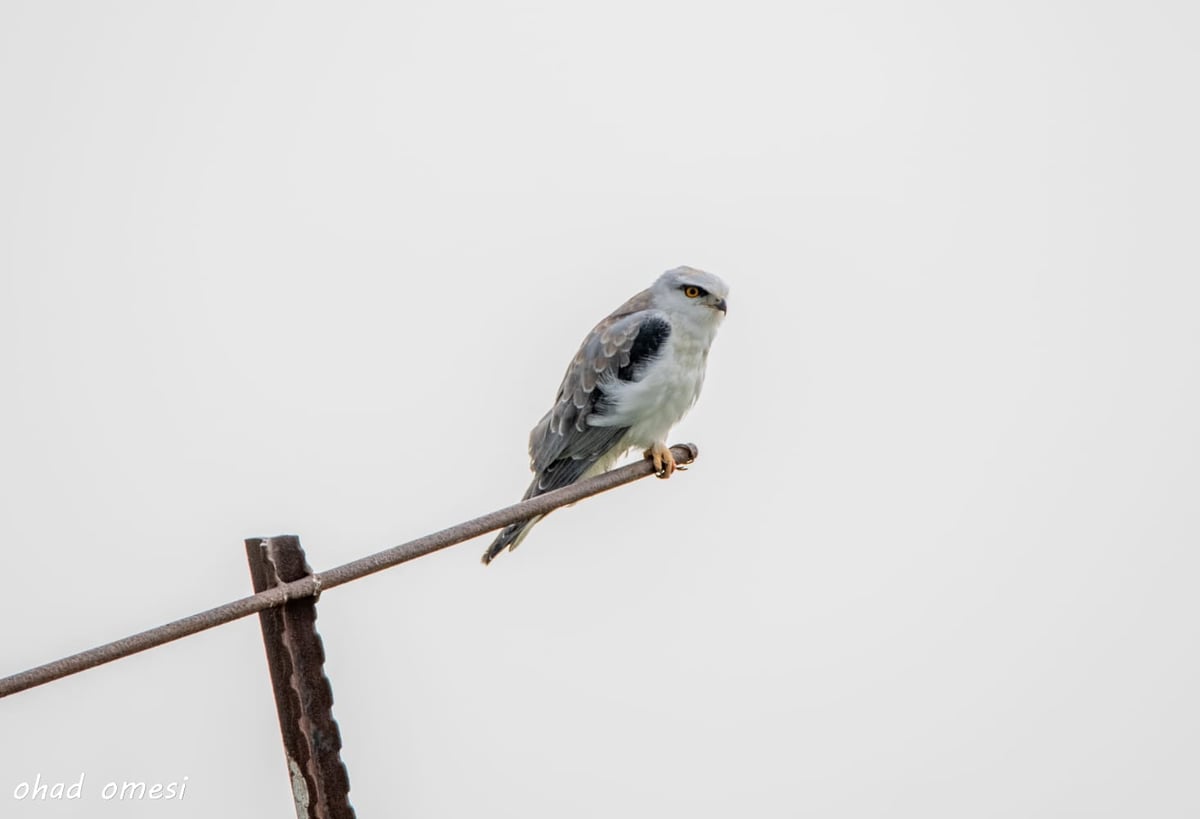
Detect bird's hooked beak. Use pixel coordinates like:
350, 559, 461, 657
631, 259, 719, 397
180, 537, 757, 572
713, 297, 728, 314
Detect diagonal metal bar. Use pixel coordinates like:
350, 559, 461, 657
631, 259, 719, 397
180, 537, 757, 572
247, 536, 355, 819
0, 443, 699, 699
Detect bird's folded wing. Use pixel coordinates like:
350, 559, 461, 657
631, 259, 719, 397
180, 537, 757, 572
527, 306, 672, 483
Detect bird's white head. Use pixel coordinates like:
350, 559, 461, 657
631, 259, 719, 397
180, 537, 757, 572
651, 266, 729, 324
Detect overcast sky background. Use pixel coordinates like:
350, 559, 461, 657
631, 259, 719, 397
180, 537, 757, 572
2, 1, 1198, 817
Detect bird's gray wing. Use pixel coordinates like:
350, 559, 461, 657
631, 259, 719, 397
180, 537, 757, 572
525, 293, 672, 494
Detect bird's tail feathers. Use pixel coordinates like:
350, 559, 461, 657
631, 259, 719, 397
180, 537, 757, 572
481, 514, 546, 565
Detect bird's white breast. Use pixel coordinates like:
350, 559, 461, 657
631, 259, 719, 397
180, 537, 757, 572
591, 311, 720, 450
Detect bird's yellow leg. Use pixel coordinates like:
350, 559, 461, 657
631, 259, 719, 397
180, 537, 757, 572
645, 441, 677, 479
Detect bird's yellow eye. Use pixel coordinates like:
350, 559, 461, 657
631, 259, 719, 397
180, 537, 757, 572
684, 285, 701, 298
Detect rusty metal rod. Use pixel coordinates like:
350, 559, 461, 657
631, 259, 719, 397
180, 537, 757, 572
0, 443, 699, 699
247, 536, 356, 819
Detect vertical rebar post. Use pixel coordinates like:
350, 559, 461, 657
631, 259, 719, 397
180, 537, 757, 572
246, 536, 355, 819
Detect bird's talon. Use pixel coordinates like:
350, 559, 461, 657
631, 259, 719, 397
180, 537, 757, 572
645, 442, 677, 479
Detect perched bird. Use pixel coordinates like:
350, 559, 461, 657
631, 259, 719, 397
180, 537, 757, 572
482, 266, 729, 565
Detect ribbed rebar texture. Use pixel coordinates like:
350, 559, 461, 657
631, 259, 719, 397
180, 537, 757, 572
247, 536, 355, 819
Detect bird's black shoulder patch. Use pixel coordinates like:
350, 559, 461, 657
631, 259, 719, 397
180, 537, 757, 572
618, 316, 671, 382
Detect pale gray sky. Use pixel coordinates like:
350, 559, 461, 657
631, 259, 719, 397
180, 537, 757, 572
2, 1, 1198, 817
